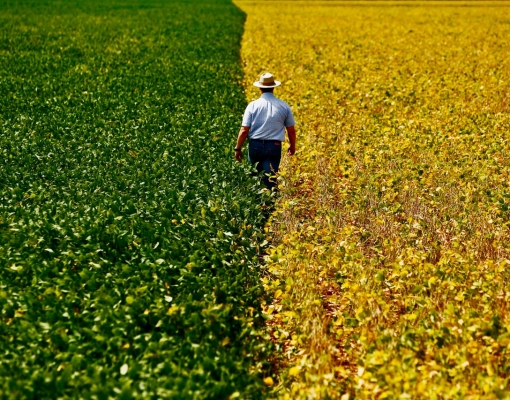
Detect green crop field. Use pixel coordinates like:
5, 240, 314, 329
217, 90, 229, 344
0, 0, 272, 398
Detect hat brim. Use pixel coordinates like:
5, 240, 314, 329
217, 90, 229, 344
253, 80, 281, 88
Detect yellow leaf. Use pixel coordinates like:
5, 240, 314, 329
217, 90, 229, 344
167, 305, 179, 315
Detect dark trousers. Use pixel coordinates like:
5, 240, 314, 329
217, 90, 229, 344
248, 139, 282, 190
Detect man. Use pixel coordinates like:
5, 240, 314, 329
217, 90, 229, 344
234, 72, 296, 190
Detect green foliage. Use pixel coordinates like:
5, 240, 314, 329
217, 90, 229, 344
0, 0, 270, 398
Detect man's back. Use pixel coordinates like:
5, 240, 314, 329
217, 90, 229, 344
242, 93, 294, 141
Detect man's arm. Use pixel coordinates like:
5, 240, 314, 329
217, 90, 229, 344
235, 126, 250, 162
286, 126, 296, 156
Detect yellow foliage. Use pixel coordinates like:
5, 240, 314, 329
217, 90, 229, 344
237, 0, 510, 398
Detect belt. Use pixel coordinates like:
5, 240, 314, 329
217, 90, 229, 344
249, 138, 282, 143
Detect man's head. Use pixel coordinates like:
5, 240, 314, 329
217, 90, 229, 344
253, 72, 281, 90
259, 87, 274, 94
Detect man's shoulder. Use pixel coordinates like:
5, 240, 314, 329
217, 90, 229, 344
249, 95, 291, 109
281, 99, 292, 108
270, 96, 290, 106
252, 96, 268, 104
246, 97, 269, 111
274, 97, 292, 113
247, 98, 262, 107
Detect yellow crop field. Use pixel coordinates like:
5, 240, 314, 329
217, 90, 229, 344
236, 1, 510, 398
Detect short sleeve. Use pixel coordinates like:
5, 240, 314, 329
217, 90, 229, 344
284, 105, 295, 127
241, 104, 252, 127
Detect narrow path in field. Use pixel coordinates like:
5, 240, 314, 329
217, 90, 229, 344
237, 1, 510, 398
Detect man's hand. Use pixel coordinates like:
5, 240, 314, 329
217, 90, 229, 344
235, 149, 243, 162
286, 126, 296, 156
235, 126, 250, 162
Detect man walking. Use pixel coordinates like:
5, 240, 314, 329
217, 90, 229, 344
234, 72, 296, 190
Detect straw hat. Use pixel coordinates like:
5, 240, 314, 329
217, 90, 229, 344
253, 72, 281, 88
